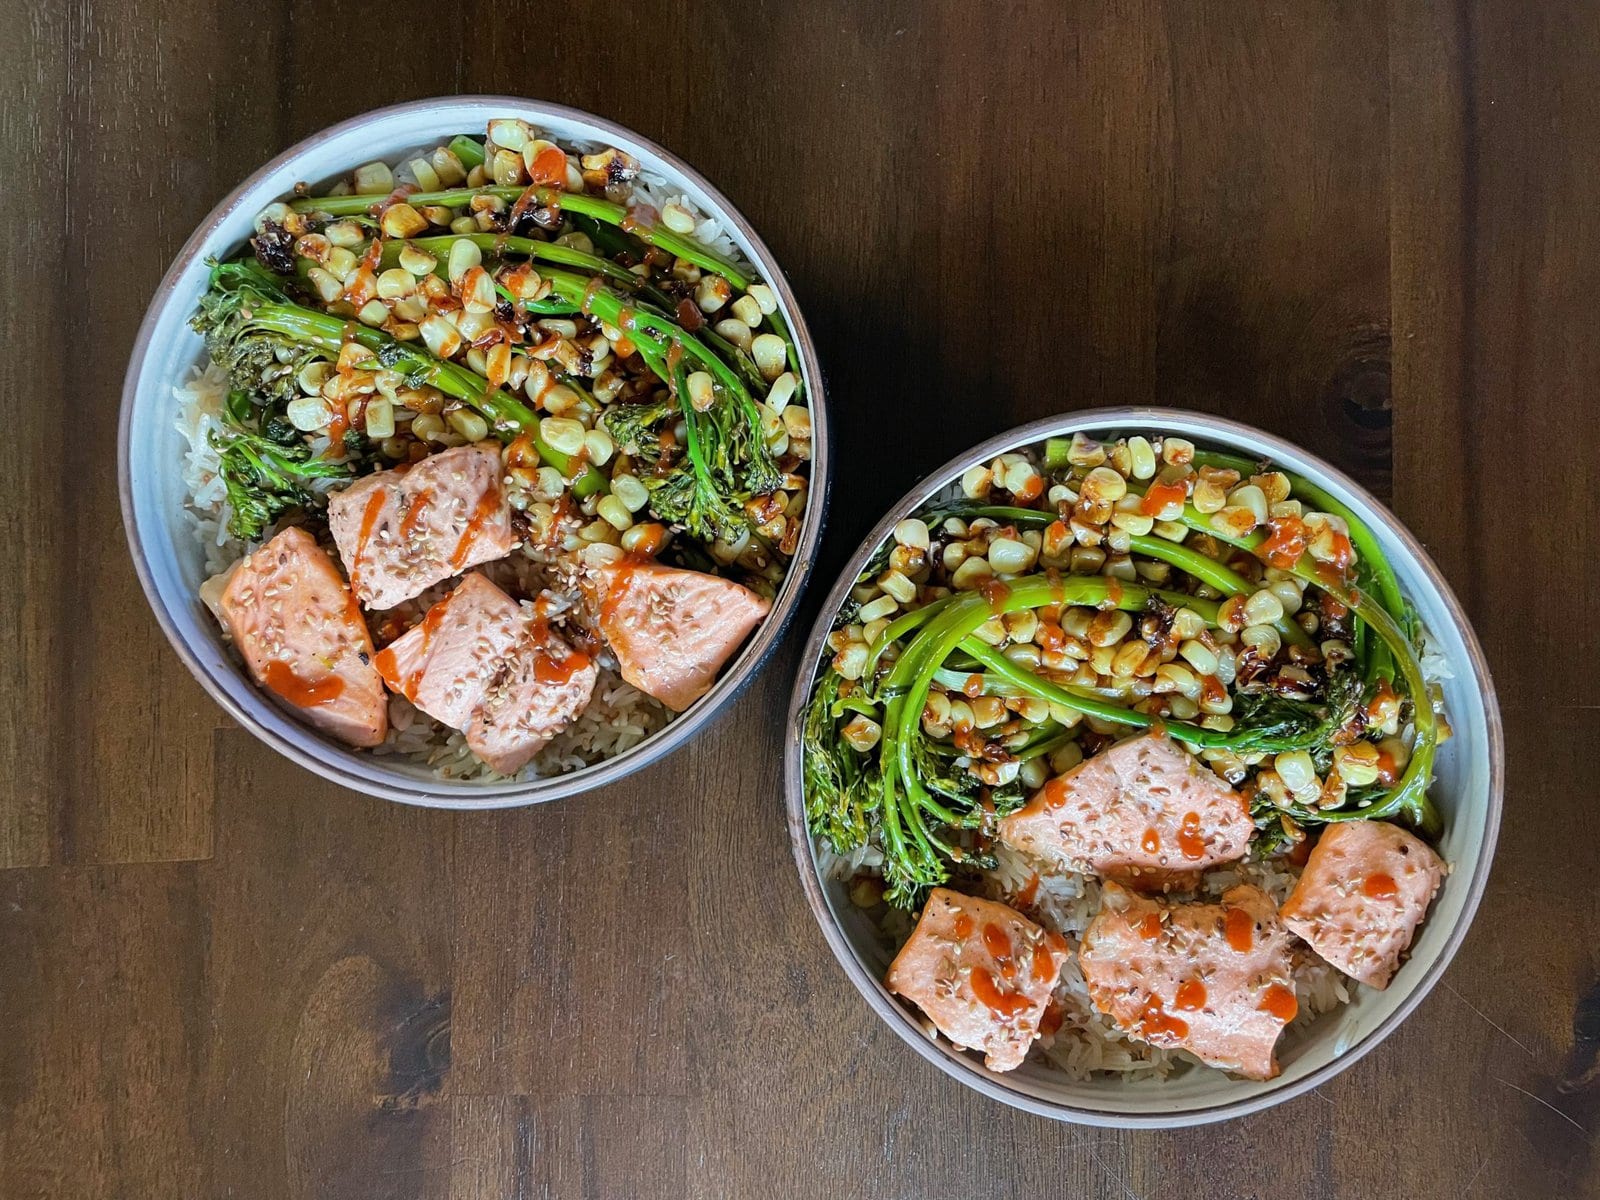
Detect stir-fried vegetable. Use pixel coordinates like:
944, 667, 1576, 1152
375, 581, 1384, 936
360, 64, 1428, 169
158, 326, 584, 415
803, 433, 1445, 908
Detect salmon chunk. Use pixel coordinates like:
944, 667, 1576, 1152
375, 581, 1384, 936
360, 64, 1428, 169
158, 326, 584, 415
997, 730, 1252, 892
1079, 882, 1299, 1080
582, 549, 771, 712
327, 443, 514, 610
885, 887, 1067, 1072
374, 573, 597, 775
215, 526, 388, 748
1280, 820, 1446, 989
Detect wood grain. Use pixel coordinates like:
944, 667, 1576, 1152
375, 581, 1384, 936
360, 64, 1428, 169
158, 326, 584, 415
3, 1, 1597, 1196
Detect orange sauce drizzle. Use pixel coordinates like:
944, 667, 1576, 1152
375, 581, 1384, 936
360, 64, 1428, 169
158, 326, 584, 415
263, 660, 344, 707
1224, 907, 1255, 953
1259, 983, 1298, 1023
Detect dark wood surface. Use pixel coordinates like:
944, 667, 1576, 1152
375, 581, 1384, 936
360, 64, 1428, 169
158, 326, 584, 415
4, 3, 1597, 1196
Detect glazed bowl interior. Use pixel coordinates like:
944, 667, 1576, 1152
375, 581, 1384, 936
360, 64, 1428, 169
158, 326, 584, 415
121, 97, 827, 808
785, 409, 1500, 1127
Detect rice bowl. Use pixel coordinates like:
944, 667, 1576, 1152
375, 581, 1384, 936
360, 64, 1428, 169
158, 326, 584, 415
785, 410, 1500, 1126
122, 98, 828, 807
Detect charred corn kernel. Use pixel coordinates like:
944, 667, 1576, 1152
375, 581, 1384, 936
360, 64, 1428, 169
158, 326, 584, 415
1178, 639, 1218, 676
491, 148, 524, 186
1268, 578, 1304, 614
1088, 610, 1133, 648
1111, 641, 1150, 678
695, 275, 731, 313
1241, 624, 1282, 660
970, 695, 1006, 729
685, 371, 716, 412
379, 203, 428, 239
397, 244, 437, 276
307, 266, 343, 304
286, 395, 332, 432
1193, 478, 1227, 513
419, 313, 462, 360
1212, 505, 1260, 538
893, 518, 931, 551
950, 556, 994, 590
987, 537, 1036, 574
1335, 742, 1383, 787
960, 465, 993, 499
729, 295, 762, 327
751, 334, 787, 381
540, 417, 585, 457
583, 428, 614, 466
1110, 509, 1154, 536
448, 238, 481, 284
364, 398, 395, 439
356, 299, 389, 326
1274, 750, 1319, 800
411, 412, 446, 442
1127, 436, 1157, 480
877, 570, 917, 604
840, 714, 882, 753
542, 384, 580, 416
1082, 466, 1128, 503
1161, 437, 1195, 466
611, 474, 650, 513
748, 372, 794, 417
660, 200, 697, 234
376, 268, 416, 301
1068, 432, 1106, 467
858, 594, 898, 623
353, 161, 393, 195
596, 494, 633, 531
461, 266, 497, 313
713, 318, 752, 351
782, 407, 811, 440
1243, 589, 1285, 626
1152, 519, 1189, 542
487, 118, 530, 152
429, 145, 466, 186
446, 409, 488, 442
1227, 483, 1269, 524
747, 283, 778, 314
1155, 662, 1200, 697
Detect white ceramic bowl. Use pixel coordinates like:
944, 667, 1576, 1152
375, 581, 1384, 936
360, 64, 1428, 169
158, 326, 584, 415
784, 410, 1501, 1127
120, 97, 829, 808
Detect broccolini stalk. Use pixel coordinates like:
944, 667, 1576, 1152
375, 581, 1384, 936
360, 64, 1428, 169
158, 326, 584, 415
291, 185, 752, 289
446, 135, 486, 169
1175, 503, 1440, 834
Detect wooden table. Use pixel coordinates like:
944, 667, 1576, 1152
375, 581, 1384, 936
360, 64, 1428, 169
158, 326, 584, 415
4, 3, 1595, 1196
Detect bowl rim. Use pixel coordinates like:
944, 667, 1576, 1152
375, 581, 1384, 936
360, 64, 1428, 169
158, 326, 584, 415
119, 95, 830, 808
783, 407, 1503, 1128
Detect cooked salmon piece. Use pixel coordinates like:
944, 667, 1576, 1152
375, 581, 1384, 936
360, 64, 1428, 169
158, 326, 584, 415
214, 526, 388, 748
997, 730, 1252, 892
374, 572, 596, 775
327, 443, 514, 611
581, 548, 771, 712
885, 887, 1068, 1072
1078, 882, 1299, 1080
1280, 820, 1446, 989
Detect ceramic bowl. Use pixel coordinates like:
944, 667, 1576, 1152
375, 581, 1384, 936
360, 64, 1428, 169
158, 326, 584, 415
120, 96, 828, 807
784, 409, 1499, 1127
